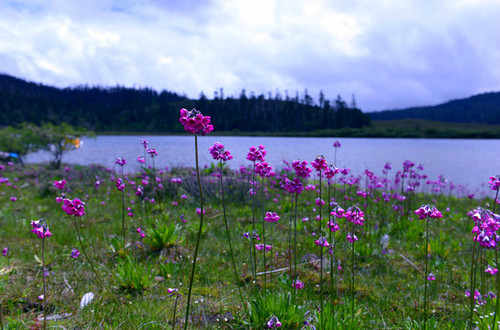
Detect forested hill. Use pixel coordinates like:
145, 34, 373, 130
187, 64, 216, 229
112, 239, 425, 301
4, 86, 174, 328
369, 92, 500, 125
0, 73, 370, 133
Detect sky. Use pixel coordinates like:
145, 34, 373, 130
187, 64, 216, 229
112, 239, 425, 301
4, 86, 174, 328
0, 0, 499, 112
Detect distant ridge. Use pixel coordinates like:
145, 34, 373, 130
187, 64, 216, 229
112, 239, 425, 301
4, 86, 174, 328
369, 92, 500, 125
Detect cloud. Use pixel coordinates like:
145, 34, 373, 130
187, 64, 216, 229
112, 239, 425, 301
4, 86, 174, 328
0, 0, 499, 111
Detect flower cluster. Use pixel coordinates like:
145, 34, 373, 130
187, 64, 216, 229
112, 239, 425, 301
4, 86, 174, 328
292, 279, 304, 289
256, 244, 272, 252
346, 233, 358, 243
179, 108, 214, 135
324, 165, 339, 179
255, 161, 275, 178
471, 207, 500, 248
291, 160, 312, 178
53, 179, 66, 190
264, 211, 280, 223
209, 142, 233, 161
283, 177, 303, 194
147, 148, 158, 157
414, 204, 443, 220
311, 155, 328, 172
62, 198, 86, 217
489, 175, 500, 191
136, 227, 146, 238
70, 248, 80, 258
116, 178, 125, 191
332, 140, 341, 148
31, 219, 52, 239
115, 157, 127, 166
266, 315, 282, 328
345, 206, 365, 226
247, 145, 267, 162
315, 236, 330, 247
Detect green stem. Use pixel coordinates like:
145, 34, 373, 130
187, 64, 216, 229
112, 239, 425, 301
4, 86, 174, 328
42, 238, 46, 330
73, 217, 137, 329
318, 172, 323, 329
184, 134, 204, 330
470, 239, 479, 329
423, 216, 429, 329
172, 294, 179, 330
262, 175, 267, 294
492, 248, 499, 328
351, 218, 355, 326
293, 192, 298, 303
219, 160, 249, 321
251, 163, 257, 278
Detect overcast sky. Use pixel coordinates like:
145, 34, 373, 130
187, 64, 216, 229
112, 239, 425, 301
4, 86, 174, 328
1, 0, 499, 111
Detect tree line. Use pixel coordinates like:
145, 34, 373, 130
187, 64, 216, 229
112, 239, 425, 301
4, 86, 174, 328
0, 73, 371, 133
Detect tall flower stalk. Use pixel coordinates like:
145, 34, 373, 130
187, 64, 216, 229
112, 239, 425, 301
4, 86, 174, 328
415, 204, 442, 328
209, 142, 248, 319
179, 108, 213, 329
62, 198, 137, 329
115, 157, 127, 251
30, 219, 52, 330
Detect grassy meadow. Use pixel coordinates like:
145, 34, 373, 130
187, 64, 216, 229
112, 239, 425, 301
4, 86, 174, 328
0, 139, 499, 329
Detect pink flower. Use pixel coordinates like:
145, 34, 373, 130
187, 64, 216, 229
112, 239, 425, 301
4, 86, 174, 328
489, 175, 500, 191
115, 157, 127, 166
311, 155, 328, 172
179, 108, 214, 135
333, 140, 341, 148
10, 196, 17, 202
62, 198, 86, 217
427, 272, 436, 281
292, 279, 304, 289
55, 197, 63, 203
291, 160, 312, 178
147, 148, 158, 157
315, 236, 330, 247
2, 247, 8, 256
264, 211, 280, 223
414, 204, 443, 220
247, 145, 267, 162
346, 233, 358, 243
196, 208, 205, 215
140, 139, 148, 149
31, 219, 52, 239
70, 248, 80, 258
283, 177, 303, 194
255, 161, 275, 178
486, 265, 498, 275
137, 156, 145, 164
136, 227, 146, 238
209, 142, 233, 161
53, 179, 66, 190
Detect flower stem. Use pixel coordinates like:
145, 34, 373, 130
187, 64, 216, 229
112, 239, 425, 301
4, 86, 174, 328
251, 163, 257, 278
42, 238, 46, 330
172, 294, 179, 330
219, 160, 249, 321
318, 172, 323, 329
492, 248, 499, 328
72, 217, 137, 329
423, 215, 430, 329
262, 175, 267, 293
184, 134, 204, 330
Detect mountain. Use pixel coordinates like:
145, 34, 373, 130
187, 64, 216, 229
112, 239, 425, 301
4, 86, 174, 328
0, 73, 370, 133
369, 92, 500, 125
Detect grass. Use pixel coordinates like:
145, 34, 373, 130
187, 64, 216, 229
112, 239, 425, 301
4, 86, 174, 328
0, 157, 498, 328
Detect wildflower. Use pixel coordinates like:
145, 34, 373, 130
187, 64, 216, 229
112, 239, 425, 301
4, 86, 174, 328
135, 186, 144, 196
471, 207, 500, 249
247, 145, 267, 162
414, 204, 443, 220
62, 198, 86, 217
179, 108, 214, 135
255, 244, 264, 251
137, 156, 145, 164
333, 140, 341, 148
167, 288, 178, 295
140, 139, 148, 149
31, 219, 52, 239
10, 196, 17, 202
266, 315, 282, 328
115, 178, 125, 191
264, 211, 280, 223
209, 142, 233, 161
255, 161, 275, 178
115, 157, 127, 166
147, 148, 158, 157
311, 155, 328, 172
315, 236, 330, 247
324, 165, 339, 179
327, 220, 340, 232
283, 177, 303, 194
2, 247, 8, 256
427, 272, 436, 281
291, 160, 312, 178
489, 175, 500, 191
55, 196, 63, 203
345, 206, 365, 225
53, 179, 66, 190
70, 248, 80, 258
486, 265, 498, 275
292, 279, 304, 289
196, 208, 205, 215
346, 233, 358, 243
136, 227, 146, 238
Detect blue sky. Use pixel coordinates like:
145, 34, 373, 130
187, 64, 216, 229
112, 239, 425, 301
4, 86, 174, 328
0, 0, 499, 111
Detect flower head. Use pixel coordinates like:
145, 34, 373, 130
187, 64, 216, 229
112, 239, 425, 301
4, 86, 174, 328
264, 211, 280, 223
209, 142, 233, 161
255, 161, 275, 178
489, 175, 500, 191
283, 177, 303, 194
2, 247, 9, 256
333, 140, 341, 148
427, 272, 436, 281
53, 179, 66, 190
315, 236, 330, 247
266, 315, 282, 328
291, 160, 312, 178
31, 219, 52, 239
70, 248, 80, 258
414, 204, 443, 220
146, 148, 158, 157
247, 145, 267, 162
311, 155, 328, 172
62, 198, 86, 217
292, 279, 304, 289
179, 108, 214, 135
115, 157, 127, 166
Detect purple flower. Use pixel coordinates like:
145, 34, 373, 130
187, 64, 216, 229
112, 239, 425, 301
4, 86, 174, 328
333, 140, 341, 148
179, 108, 214, 135
486, 265, 498, 275
137, 156, 145, 164
53, 179, 66, 190
414, 204, 443, 220
2, 247, 8, 256
70, 248, 80, 258
291, 160, 312, 178
116, 178, 125, 191
292, 279, 304, 289
115, 157, 127, 166
489, 175, 500, 191
140, 139, 148, 149
266, 315, 282, 328
62, 198, 86, 217
10, 196, 17, 202
209, 142, 233, 161
247, 145, 267, 162
283, 177, 303, 194
264, 211, 280, 223
136, 227, 146, 238
311, 155, 328, 172
427, 272, 436, 281
146, 148, 158, 157
255, 161, 275, 178
31, 219, 52, 239
315, 236, 330, 247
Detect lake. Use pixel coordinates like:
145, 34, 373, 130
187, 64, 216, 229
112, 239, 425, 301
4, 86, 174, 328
26, 135, 500, 196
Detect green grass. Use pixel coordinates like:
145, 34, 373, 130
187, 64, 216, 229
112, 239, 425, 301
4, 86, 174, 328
0, 161, 498, 328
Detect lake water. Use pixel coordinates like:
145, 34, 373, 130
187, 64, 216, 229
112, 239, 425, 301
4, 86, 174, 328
26, 135, 500, 196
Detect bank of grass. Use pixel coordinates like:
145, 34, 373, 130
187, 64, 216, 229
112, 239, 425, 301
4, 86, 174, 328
0, 162, 496, 328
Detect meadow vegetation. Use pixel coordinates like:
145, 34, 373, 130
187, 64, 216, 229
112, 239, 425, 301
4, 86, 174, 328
1, 117, 500, 329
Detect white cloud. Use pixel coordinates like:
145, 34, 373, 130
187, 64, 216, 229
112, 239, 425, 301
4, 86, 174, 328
0, 0, 499, 111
